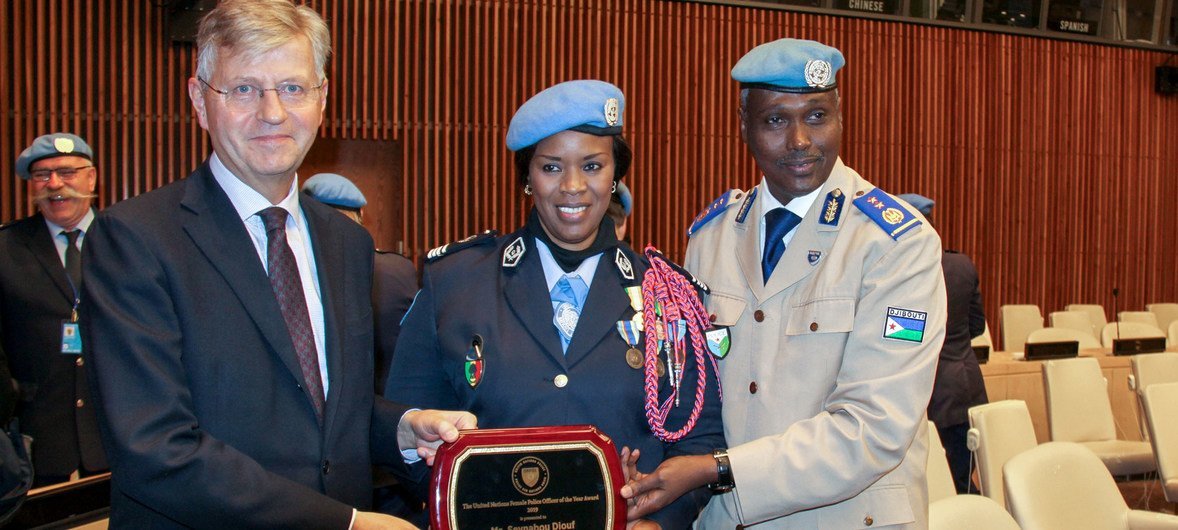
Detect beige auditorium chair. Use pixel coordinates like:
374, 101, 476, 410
927, 421, 957, 503
1025, 327, 1101, 351
1120, 311, 1161, 328
929, 494, 1022, 530
1000, 305, 1044, 353
1148, 303, 1178, 333
1004, 442, 1178, 530
1142, 382, 1178, 503
967, 400, 1038, 508
1042, 357, 1156, 476
1101, 321, 1167, 349
1129, 353, 1178, 440
1171, 321, 1178, 346
1067, 303, 1109, 335
1048, 309, 1099, 338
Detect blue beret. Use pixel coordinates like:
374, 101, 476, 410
16, 133, 93, 180
898, 193, 935, 216
506, 80, 625, 151
732, 38, 845, 93
615, 181, 633, 217
302, 173, 367, 210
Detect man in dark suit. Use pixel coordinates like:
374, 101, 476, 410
81, 1, 472, 528
900, 193, 988, 493
300, 173, 419, 395
0, 132, 107, 487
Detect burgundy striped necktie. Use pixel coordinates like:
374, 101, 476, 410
258, 207, 325, 423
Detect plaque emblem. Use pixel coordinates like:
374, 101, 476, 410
615, 248, 634, 281
603, 98, 620, 126
881, 207, 905, 225
511, 456, 550, 496
804, 59, 833, 88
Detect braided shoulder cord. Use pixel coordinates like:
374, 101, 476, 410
641, 246, 720, 442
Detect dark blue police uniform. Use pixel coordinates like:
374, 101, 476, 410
386, 228, 724, 529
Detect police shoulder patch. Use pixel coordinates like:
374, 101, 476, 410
426, 230, 498, 262
688, 189, 743, 237
852, 188, 922, 241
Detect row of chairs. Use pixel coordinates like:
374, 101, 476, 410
999, 303, 1178, 353
927, 352, 1178, 529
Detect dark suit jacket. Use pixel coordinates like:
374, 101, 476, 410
0, 213, 106, 477
387, 228, 724, 530
372, 251, 417, 396
81, 163, 411, 529
928, 250, 988, 428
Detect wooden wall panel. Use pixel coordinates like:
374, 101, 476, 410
3, 0, 1177, 341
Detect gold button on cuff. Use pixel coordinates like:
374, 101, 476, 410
75, 399, 84, 408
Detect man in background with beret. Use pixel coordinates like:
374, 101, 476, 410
623, 38, 945, 529
900, 193, 988, 495
0, 132, 108, 486
301, 173, 418, 395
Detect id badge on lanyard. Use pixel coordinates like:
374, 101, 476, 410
62, 300, 82, 355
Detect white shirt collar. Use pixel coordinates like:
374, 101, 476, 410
209, 152, 302, 224
44, 208, 95, 236
758, 178, 823, 221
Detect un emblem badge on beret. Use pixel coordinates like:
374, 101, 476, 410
804, 60, 833, 88
54, 137, 76, 153
603, 98, 620, 126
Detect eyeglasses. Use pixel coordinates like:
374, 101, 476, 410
29, 165, 94, 182
198, 77, 325, 111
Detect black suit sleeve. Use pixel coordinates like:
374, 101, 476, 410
82, 213, 353, 529
0, 342, 15, 426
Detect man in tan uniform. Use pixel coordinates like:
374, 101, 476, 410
622, 38, 946, 529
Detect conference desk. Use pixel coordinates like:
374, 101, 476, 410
979, 348, 1176, 443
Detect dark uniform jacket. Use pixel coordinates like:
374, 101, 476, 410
386, 227, 725, 529
81, 163, 412, 528
927, 250, 988, 428
0, 213, 106, 478
373, 251, 417, 396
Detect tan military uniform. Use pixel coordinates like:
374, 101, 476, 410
687, 158, 946, 529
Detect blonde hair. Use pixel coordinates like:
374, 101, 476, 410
195, 0, 331, 81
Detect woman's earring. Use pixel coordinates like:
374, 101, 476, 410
524, 184, 533, 196
611, 181, 617, 193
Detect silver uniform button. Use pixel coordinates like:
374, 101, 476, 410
554, 374, 569, 388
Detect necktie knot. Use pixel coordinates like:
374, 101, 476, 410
762, 207, 802, 283
259, 207, 288, 234
62, 229, 80, 246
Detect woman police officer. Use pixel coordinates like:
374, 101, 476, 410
385, 80, 724, 529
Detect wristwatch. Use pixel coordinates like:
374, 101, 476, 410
707, 449, 735, 493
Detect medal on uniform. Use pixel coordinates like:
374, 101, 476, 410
464, 335, 484, 388
616, 320, 643, 370
705, 327, 731, 359
625, 286, 644, 331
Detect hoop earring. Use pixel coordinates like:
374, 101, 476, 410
524, 184, 533, 196
611, 181, 617, 193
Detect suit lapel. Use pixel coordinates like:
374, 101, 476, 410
735, 196, 768, 302
565, 251, 630, 367
179, 164, 310, 410
18, 215, 76, 303
502, 236, 568, 368
304, 200, 347, 432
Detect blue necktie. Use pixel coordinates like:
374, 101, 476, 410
551, 275, 589, 353
762, 208, 802, 283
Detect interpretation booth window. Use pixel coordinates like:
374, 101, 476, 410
1046, 0, 1103, 34
835, 0, 904, 16
982, 0, 1041, 26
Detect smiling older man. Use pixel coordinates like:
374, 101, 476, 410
0, 132, 107, 487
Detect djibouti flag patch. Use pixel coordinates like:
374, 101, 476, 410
883, 307, 927, 343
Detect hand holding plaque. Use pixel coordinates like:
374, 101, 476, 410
429, 425, 626, 530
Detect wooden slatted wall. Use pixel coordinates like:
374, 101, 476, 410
3, 0, 1176, 338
